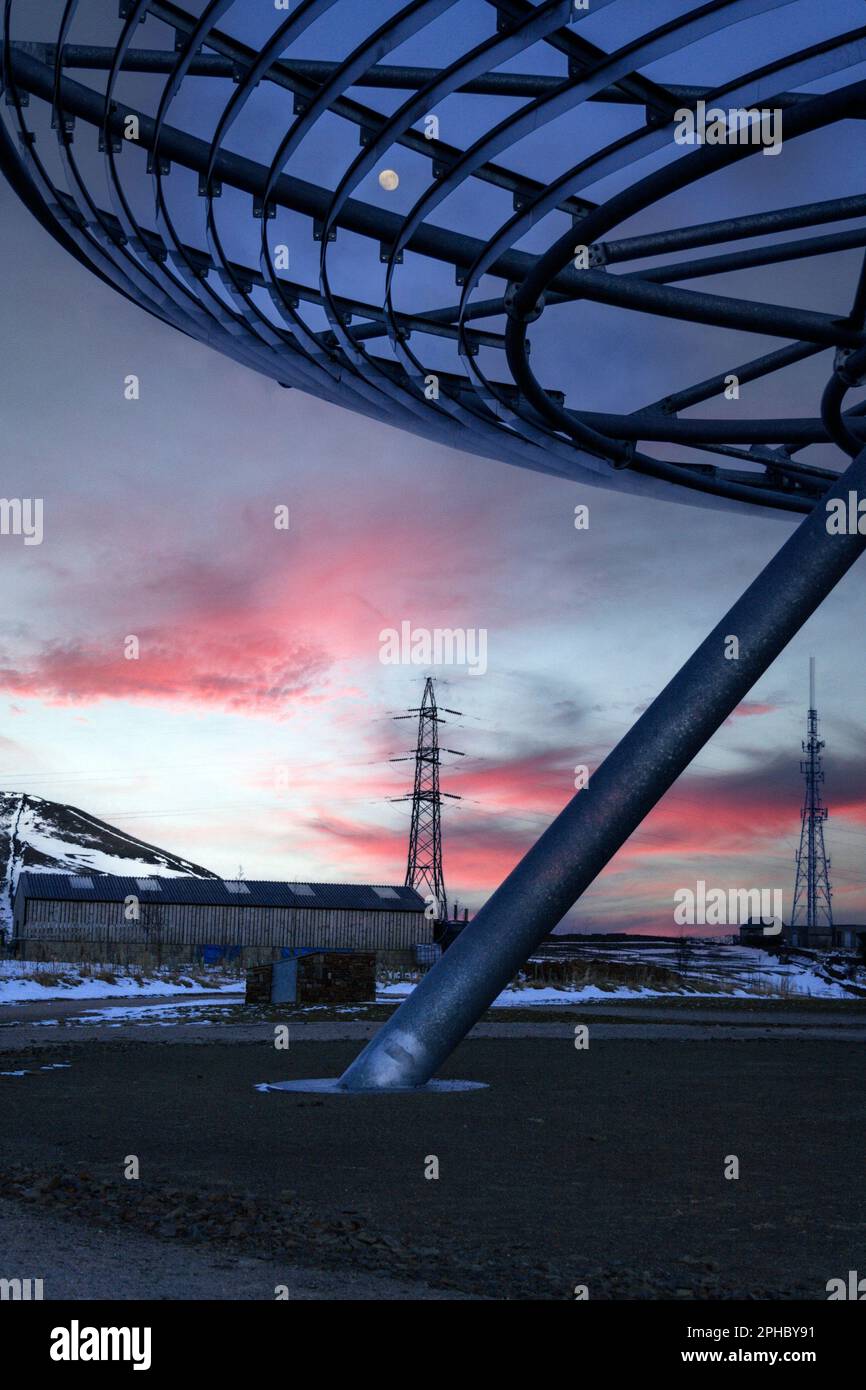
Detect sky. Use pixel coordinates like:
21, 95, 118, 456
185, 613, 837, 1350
1, 0, 865, 934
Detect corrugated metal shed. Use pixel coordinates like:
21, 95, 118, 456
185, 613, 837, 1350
15, 872, 426, 913
12, 873, 432, 959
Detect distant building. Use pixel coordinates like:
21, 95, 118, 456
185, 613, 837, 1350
738, 917, 781, 946
785, 921, 866, 954
11, 872, 430, 967
735, 918, 866, 955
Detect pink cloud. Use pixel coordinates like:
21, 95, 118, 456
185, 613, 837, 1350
0, 632, 329, 713
0, 481, 517, 713
723, 701, 778, 725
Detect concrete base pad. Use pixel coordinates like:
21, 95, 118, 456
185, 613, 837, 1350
257, 1077, 488, 1094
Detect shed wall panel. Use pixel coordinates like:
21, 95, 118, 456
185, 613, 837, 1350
21, 898, 430, 950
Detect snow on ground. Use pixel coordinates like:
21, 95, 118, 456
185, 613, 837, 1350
0, 944, 861, 1009
70, 1001, 233, 1026
23, 973, 856, 1028
377, 982, 747, 1005
0, 1062, 72, 1077
380, 955, 864, 1004
0, 962, 244, 1005
703, 947, 865, 999
747, 967, 855, 999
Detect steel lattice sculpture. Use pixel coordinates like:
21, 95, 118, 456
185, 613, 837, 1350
2, 0, 866, 509
3, 1, 866, 1090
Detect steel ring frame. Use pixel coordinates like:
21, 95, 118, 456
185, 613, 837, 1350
2, 1, 866, 512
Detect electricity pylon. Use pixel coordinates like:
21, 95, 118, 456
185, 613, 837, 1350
390, 678, 462, 923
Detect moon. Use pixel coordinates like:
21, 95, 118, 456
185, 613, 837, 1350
378, 169, 400, 191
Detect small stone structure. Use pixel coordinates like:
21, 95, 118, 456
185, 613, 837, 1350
245, 951, 376, 1006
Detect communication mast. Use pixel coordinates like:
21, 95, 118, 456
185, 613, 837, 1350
791, 658, 833, 944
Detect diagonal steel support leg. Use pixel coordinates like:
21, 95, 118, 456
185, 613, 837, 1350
339, 447, 866, 1092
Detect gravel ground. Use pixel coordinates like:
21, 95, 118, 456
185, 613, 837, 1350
3, 1031, 865, 1300
0, 1196, 473, 1299
2, 993, 866, 1048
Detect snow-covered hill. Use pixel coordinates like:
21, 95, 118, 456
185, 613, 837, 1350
0, 792, 217, 939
